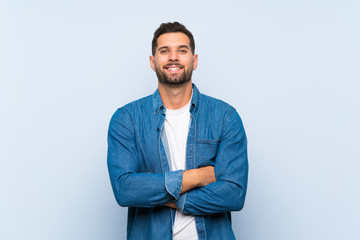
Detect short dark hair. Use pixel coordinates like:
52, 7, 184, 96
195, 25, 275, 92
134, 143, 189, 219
152, 22, 195, 56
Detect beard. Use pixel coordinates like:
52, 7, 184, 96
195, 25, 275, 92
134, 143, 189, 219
155, 63, 193, 86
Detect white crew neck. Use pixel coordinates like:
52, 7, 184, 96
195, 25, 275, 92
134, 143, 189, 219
166, 91, 193, 116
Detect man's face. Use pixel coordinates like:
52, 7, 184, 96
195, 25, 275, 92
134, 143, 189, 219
150, 32, 198, 86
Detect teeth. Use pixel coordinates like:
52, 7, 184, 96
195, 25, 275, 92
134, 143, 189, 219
168, 68, 179, 70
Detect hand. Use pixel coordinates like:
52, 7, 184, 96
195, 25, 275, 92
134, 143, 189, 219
164, 202, 178, 209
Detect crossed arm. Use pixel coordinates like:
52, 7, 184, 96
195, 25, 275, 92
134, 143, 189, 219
164, 166, 216, 209
107, 108, 248, 215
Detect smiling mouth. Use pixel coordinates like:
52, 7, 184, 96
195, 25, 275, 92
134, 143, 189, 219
164, 64, 184, 72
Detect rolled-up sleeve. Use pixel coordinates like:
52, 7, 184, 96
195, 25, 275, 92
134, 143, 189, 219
165, 170, 183, 199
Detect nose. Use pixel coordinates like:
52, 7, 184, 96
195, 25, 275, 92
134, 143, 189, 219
169, 50, 179, 62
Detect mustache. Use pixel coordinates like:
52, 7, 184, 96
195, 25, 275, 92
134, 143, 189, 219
164, 63, 184, 68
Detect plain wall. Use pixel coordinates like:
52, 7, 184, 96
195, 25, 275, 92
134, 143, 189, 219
1, 0, 359, 239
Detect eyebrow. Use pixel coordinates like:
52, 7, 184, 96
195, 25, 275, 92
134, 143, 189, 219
157, 45, 190, 51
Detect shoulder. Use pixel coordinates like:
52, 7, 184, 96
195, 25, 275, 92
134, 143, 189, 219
113, 94, 153, 118
109, 94, 153, 129
197, 92, 246, 132
198, 93, 236, 118
201, 93, 246, 137
200, 93, 234, 109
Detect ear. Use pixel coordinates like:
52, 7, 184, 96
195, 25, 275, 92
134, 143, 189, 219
149, 56, 156, 71
193, 54, 198, 70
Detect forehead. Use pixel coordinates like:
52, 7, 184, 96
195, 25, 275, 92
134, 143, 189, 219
156, 32, 190, 49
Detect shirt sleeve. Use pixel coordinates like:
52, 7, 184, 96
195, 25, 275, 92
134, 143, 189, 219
107, 108, 183, 208
174, 108, 248, 215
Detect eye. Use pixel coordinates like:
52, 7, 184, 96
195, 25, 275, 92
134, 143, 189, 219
160, 50, 168, 54
179, 49, 187, 54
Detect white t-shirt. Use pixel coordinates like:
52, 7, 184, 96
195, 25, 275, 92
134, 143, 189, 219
164, 99, 198, 240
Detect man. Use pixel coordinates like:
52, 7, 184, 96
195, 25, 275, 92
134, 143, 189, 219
107, 22, 248, 240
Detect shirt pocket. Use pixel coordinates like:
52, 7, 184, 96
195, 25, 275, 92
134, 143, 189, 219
195, 139, 220, 167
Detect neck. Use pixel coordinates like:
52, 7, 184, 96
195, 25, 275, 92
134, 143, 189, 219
158, 81, 192, 110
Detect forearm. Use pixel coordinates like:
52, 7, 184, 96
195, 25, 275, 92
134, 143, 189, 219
109, 170, 183, 208
163, 166, 216, 209
111, 166, 215, 208
175, 150, 248, 215
180, 166, 215, 194
175, 180, 247, 215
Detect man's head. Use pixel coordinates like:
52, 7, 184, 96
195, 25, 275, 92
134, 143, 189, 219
150, 22, 198, 86
151, 22, 195, 56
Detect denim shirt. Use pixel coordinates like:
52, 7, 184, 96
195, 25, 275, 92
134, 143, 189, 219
107, 84, 248, 240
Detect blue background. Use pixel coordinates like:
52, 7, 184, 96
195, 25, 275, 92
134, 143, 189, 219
1, 1, 359, 239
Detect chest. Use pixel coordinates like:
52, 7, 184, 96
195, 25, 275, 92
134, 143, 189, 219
135, 113, 221, 173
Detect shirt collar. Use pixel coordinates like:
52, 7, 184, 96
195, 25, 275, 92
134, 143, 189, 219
152, 83, 200, 114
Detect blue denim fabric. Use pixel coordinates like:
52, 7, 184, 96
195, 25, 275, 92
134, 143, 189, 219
107, 84, 248, 240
